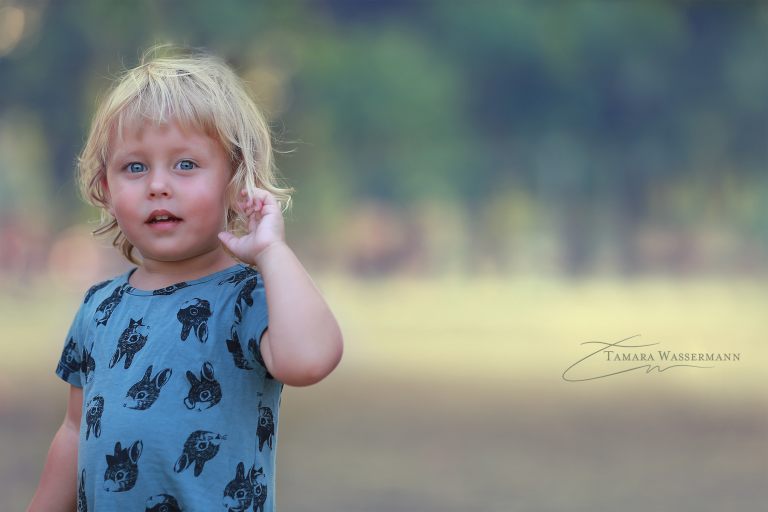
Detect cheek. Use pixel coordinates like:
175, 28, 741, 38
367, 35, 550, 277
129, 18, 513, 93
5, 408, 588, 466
193, 187, 231, 223
110, 200, 132, 222
110, 197, 144, 233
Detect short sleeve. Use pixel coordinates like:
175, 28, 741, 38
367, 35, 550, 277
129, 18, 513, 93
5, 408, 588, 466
235, 272, 271, 374
241, 311, 270, 373
55, 302, 88, 387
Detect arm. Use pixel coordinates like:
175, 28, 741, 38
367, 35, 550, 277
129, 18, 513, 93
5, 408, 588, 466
219, 189, 344, 387
255, 241, 344, 386
27, 385, 82, 512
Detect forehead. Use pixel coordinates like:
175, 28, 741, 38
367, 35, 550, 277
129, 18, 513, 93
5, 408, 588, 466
107, 116, 225, 157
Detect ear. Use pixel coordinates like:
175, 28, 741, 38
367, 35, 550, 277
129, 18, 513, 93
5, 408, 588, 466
129, 440, 143, 463
155, 368, 172, 388
174, 453, 189, 472
196, 322, 208, 343
202, 362, 215, 380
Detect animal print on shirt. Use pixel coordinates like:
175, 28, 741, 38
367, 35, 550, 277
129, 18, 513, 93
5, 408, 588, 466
84, 280, 112, 304
251, 467, 268, 512
218, 267, 260, 323
218, 267, 258, 286
81, 346, 95, 383
152, 282, 190, 295
109, 318, 149, 370
222, 462, 267, 512
94, 283, 128, 326
57, 337, 80, 381
145, 494, 182, 511
78, 468, 87, 512
174, 430, 226, 477
177, 298, 212, 343
58, 265, 278, 510
234, 277, 259, 323
123, 365, 172, 410
104, 440, 142, 492
248, 337, 273, 380
183, 362, 222, 411
226, 328, 253, 370
85, 395, 104, 440
257, 401, 274, 452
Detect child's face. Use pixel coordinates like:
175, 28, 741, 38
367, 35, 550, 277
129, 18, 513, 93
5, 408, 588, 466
103, 118, 233, 266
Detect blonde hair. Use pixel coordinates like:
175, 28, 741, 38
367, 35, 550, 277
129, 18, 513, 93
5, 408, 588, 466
77, 45, 294, 264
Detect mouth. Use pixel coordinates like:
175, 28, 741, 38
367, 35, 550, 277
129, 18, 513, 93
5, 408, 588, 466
145, 210, 182, 224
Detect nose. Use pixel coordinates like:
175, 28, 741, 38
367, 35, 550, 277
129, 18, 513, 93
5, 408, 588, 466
147, 170, 172, 198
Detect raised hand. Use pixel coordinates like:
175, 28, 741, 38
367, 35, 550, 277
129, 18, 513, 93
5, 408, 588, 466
218, 188, 286, 266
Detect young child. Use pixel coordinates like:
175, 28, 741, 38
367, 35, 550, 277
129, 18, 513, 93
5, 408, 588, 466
28, 47, 343, 512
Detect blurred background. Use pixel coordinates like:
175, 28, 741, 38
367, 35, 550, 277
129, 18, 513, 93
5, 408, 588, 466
1, 1, 766, 510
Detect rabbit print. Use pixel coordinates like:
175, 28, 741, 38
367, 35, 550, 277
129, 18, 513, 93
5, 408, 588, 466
77, 468, 87, 512
145, 494, 182, 511
103, 440, 142, 492
256, 401, 274, 452
94, 283, 128, 327
85, 395, 104, 440
177, 298, 212, 343
80, 346, 95, 383
109, 318, 149, 370
174, 430, 227, 477
222, 462, 267, 512
183, 362, 222, 411
123, 365, 172, 410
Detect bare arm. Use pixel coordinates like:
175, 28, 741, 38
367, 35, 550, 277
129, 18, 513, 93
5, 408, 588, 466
219, 188, 344, 387
27, 385, 82, 512
256, 241, 344, 386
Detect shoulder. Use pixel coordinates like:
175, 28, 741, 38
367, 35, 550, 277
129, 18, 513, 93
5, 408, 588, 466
214, 265, 262, 288
211, 265, 266, 322
83, 278, 117, 304
82, 271, 131, 303
73, 271, 134, 326
214, 265, 265, 301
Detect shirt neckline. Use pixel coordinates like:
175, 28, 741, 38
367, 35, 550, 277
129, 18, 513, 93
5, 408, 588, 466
120, 264, 252, 296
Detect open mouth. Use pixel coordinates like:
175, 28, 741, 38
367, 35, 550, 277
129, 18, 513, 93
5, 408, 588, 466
146, 210, 182, 224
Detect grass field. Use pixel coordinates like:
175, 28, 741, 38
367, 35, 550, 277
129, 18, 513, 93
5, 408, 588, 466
2, 274, 766, 510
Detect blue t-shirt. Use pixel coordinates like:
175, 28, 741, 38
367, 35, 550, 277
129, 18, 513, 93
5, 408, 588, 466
56, 264, 282, 512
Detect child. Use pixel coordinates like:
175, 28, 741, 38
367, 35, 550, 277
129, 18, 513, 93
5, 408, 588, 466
28, 47, 343, 512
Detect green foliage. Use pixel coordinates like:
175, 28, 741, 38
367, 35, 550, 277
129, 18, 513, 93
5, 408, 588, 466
0, 0, 765, 274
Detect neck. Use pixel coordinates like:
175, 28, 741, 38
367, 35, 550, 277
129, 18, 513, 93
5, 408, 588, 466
129, 247, 239, 290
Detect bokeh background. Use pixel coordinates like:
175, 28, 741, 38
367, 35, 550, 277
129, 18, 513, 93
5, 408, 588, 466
1, 1, 766, 510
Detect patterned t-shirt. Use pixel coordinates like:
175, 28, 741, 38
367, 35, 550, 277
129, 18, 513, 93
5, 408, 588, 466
56, 264, 282, 512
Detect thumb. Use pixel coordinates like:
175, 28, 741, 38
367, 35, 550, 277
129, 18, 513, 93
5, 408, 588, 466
218, 232, 238, 251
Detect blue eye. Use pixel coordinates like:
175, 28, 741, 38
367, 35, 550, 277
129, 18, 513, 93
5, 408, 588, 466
126, 162, 146, 173
177, 160, 196, 170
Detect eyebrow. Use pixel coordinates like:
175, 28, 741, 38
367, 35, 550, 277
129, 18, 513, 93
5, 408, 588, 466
109, 147, 204, 164
106, 152, 138, 168
109, 151, 141, 162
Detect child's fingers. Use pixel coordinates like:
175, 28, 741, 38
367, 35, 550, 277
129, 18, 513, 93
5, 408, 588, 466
236, 191, 258, 217
239, 188, 279, 215
253, 189, 279, 213
217, 231, 238, 252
